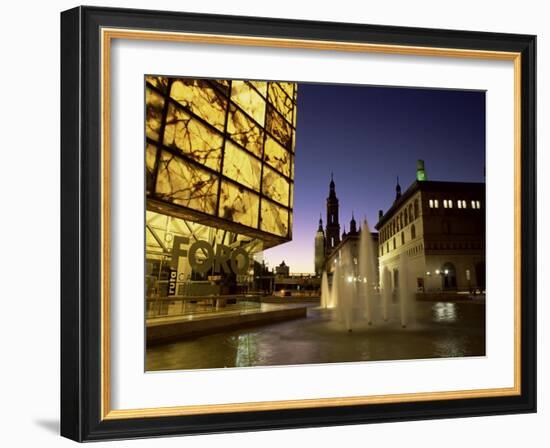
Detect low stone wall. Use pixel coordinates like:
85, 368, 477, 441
147, 306, 307, 345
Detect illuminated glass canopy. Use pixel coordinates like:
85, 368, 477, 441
146, 76, 297, 248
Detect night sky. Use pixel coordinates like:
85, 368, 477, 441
264, 83, 486, 273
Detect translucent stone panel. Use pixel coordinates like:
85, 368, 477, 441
155, 151, 218, 215
249, 80, 268, 97
145, 76, 297, 241
268, 82, 294, 123
262, 166, 290, 207
227, 105, 264, 158
211, 79, 230, 95
263, 136, 291, 177
230, 81, 266, 126
279, 82, 294, 98
218, 181, 259, 228
288, 212, 293, 239
170, 79, 227, 131
266, 104, 292, 150
146, 143, 157, 194
222, 141, 261, 191
146, 75, 169, 93
145, 87, 164, 141
163, 103, 223, 171
260, 200, 289, 237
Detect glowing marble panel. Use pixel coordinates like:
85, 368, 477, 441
260, 200, 289, 237
262, 165, 290, 207
163, 104, 223, 171
218, 181, 260, 228
155, 151, 218, 215
231, 81, 266, 126
170, 79, 227, 131
222, 141, 262, 192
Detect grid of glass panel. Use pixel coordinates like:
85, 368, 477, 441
145, 76, 297, 240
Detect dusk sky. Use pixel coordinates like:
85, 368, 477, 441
264, 83, 486, 273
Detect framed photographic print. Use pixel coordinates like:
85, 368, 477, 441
60, 6, 537, 442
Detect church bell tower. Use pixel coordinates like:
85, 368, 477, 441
325, 173, 341, 255
314, 215, 326, 276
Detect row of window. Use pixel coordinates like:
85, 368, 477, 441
429, 199, 482, 209
425, 241, 483, 250
380, 199, 419, 243
380, 225, 417, 256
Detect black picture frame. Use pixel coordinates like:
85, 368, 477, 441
61, 5, 536, 442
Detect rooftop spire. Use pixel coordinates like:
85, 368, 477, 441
395, 176, 402, 201
328, 172, 337, 199
349, 212, 357, 235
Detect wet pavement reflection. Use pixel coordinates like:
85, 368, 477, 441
146, 300, 485, 371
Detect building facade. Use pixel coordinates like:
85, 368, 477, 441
325, 216, 380, 287
376, 163, 485, 294
314, 176, 379, 284
145, 76, 298, 299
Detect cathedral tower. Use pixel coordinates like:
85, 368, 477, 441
314, 215, 325, 276
325, 173, 341, 254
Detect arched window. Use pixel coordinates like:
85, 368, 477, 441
411, 224, 416, 239
414, 199, 419, 216
401, 232, 405, 245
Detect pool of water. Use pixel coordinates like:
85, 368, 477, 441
146, 300, 485, 371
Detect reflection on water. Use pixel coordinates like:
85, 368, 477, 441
235, 334, 259, 366
146, 300, 485, 371
433, 302, 457, 323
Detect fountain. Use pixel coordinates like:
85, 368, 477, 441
398, 254, 413, 327
358, 219, 376, 325
336, 244, 355, 331
321, 217, 416, 331
320, 271, 330, 308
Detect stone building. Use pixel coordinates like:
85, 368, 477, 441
375, 161, 486, 294
324, 214, 380, 285
275, 260, 291, 277
314, 176, 379, 284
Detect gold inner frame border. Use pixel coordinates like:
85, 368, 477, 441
100, 27, 522, 420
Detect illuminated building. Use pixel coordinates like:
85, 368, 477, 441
376, 161, 486, 293
315, 176, 379, 284
324, 214, 380, 287
145, 76, 297, 299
